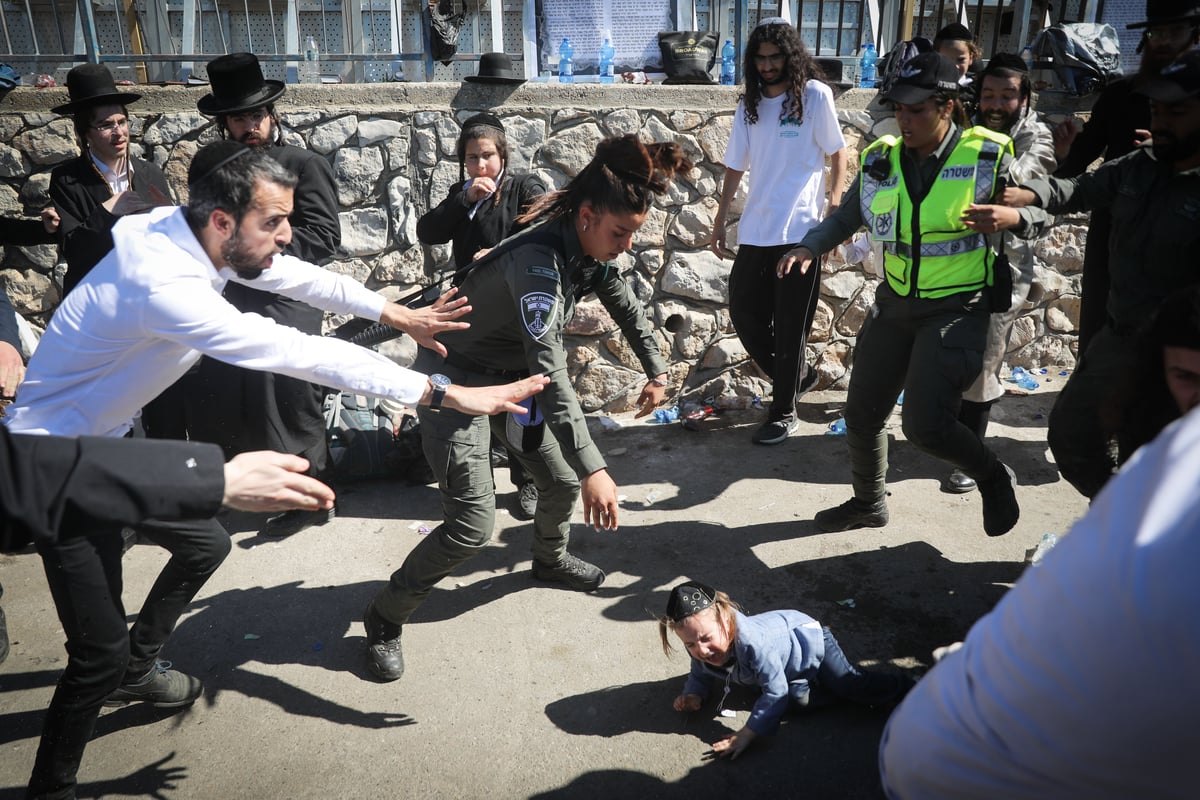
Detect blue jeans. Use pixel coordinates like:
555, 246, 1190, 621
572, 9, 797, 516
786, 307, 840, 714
789, 628, 909, 709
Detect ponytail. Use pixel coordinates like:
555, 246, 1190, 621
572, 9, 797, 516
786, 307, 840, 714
519, 134, 693, 224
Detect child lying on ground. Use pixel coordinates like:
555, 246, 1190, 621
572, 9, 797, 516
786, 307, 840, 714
660, 581, 912, 759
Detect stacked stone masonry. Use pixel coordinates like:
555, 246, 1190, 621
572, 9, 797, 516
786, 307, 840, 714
0, 83, 1093, 412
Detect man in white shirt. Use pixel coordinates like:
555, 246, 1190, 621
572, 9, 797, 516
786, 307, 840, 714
879, 405, 1200, 799
6, 140, 546, 800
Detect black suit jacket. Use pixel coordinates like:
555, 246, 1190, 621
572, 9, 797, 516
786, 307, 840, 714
0, 428, 225, 552
49, 153, 173, 294
0, 216, 54, 351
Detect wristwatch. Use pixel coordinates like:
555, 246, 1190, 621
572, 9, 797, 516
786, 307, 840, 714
428, 373, 451, 412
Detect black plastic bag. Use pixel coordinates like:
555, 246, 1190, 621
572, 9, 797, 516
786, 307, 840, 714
658, 31, 718, 85
430, 0, 466, 66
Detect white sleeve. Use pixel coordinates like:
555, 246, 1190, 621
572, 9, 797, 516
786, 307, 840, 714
223, 255, 387, 321
812, 83, 847, 156
722, 101, 751, 171
144, 276, 426, 404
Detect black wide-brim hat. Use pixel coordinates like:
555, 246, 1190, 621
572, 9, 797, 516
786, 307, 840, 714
464, 52, 526, 85
815, 57, 854, 92
1129, 0, 1200, 29
51, 63, 141, 115
197, 52, 286, 115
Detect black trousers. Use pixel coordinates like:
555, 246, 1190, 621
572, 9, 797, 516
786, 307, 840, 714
28, 517, 229, 800
1076, 207, 1112, 359
185, 284, 330, 477
728, 243, 822, 419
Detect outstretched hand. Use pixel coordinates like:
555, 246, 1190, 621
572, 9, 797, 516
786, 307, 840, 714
777, 245, 815, 278
634, 378, 668, 418
380, 288, 471, 357
707, 727, 757, 761
961, 204, 1021, 234
443, 374, 549, 416
581, 469, 619, 531
222, 452, 336, 512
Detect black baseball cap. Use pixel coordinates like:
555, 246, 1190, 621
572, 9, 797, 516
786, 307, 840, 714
883, 52, 962, 104
1139, 49, 1200, 102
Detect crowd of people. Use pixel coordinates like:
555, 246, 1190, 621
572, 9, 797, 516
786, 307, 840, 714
2, 2, 1199, 796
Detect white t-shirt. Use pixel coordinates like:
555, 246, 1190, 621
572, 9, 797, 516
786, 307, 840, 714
5, 206, 427, 438
722, 80, 846, 247
879, 406, 1200, 799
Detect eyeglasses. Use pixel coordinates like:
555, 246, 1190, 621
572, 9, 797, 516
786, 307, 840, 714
90, 119, 129, 135
227, 109, 271, 126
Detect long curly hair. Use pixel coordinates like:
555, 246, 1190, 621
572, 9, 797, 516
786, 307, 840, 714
741, 20, 820, 126
518, 134, 693, 223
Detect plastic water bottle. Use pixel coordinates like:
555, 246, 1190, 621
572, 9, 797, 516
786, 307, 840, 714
825, 418, 847, 436
720, 39, 736, 85
1029, 532, 1058, 565
599, 37, 615, 84
1021, 45, 1034, 72
859, 43, 878, 89
559, 37, 574, 83
301, 35, 320, 84
652, 406, 680, 424
1008, 365, 1040, 391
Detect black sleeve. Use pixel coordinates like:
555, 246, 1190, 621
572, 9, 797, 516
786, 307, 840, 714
0, 215, 55, 248
416, 180, 471, 245
284, 154, 341, 263
0, 284, 19, 352
0, 430, 226, 552
1054, 85, 1117, 178
51, 166, 119, 293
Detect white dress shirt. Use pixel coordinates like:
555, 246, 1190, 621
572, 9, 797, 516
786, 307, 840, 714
6, 206, 427, 437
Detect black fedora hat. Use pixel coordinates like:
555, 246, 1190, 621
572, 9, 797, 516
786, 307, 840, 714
464, 52, 525, 85
1129, 0, 1200, 29
197, 52, 286, 115
51, 64, 141, 115
815, 57, 854, 93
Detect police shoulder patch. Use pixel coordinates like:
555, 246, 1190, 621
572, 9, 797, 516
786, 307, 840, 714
521, 291, 558, 340
526, 264, 559, 281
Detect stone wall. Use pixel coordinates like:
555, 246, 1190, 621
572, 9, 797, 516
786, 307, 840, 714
0, 83, 1091, 411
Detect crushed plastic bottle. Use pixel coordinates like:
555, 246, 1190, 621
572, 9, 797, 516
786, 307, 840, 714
652, 406, 680, 424
1007, 365, 1040, 391
896, 390, 905, 406
1029, 532, 1058, 565
826, 417, 847, 436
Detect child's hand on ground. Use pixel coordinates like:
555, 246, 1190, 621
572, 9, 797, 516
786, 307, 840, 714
673, 693, 702, 712
710, 727, 757, 760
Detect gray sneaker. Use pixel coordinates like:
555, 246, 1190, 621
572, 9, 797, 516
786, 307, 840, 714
814, 497, 890, 532
752, 417, 799, 445
104, 661, 202, 708
532, 554, 605, 592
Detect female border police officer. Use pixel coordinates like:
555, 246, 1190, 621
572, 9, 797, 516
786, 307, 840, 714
363, 135, 691, 681
778, 53, 1047, 538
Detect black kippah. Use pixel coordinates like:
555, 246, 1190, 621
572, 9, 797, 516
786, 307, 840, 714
985, 52, 1029, 75
188, 140, 251, 185
665, 581, 716, 622
936, 22, 972, 42
462, 112, 505, 133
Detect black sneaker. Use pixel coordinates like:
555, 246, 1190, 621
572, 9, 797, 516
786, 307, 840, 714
0, 604, 8, 665
979, 463, 1019, 537
814, 497, 890, 532
942, 469, 977, 494
104, 661, 202, 708
514, 482, 539, 521
261, 504, 336, 537
531, 554, 605, 592
752, 417, 799, 445
363, 602, 404, 682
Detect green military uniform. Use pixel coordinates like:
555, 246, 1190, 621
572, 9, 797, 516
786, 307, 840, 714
800, 124, 1044, 507
371, 216, 668, 624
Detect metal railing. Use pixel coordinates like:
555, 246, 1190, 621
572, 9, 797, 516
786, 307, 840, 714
0, 1, 1070, 86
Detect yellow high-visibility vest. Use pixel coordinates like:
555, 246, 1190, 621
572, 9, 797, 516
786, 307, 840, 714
859, 126, 1014, 298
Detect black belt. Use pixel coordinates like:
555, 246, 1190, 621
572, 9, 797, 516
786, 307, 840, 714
443, 350, 527, 380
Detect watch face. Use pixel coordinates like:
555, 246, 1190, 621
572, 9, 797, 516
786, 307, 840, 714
431, 373, 451, 390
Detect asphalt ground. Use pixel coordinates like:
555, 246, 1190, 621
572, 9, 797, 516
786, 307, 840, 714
0, 387, 1089, 800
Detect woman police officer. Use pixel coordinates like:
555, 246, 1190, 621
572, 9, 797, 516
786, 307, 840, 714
362, 134, 692, 681
778, 53, 1047, 538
